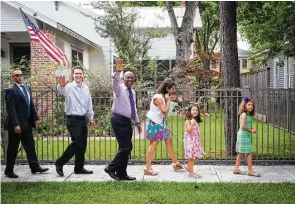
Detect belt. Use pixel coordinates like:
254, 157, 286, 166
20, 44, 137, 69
67, 115, 87, 120
112, 113, 131, 122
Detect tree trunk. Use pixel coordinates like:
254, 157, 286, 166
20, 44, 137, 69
166, 1, 198, 67
203, 59, 210, 69
220, 1, 240, 156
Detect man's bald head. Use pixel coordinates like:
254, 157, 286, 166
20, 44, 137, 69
11, 70, 22, 77
123, 71, 135, 88
123, 71, 134, 79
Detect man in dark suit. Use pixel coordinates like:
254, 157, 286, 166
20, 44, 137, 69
4, 70, 49, 178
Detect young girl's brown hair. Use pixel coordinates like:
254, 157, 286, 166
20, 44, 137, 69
185, 103, 202, 123
238, 96, 255, 116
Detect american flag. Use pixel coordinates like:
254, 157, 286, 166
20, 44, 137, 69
20, 8, 70, 67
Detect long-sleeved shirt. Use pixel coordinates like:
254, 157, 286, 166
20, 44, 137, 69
111, 72, 139, 124
57, 81, 94, 121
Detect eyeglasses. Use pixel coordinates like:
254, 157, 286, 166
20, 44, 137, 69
13, 74, 23, 77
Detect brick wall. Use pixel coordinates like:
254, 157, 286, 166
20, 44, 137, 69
31, 29, 57, 118
31, 29, 57, 90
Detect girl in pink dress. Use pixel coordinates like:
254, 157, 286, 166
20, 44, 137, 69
184, 103, 205, 178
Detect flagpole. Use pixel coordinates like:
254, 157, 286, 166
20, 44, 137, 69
19, 8, 31, 30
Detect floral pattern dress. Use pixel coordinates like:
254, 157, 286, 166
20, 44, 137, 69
145, 118, 171, 141
184, 122, 205, 160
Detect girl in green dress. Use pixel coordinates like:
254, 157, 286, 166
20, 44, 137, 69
233, 96, 261, 177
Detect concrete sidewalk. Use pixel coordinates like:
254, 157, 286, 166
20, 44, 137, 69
1, 165, 295, 183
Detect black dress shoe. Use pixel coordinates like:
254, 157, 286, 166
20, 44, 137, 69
120, 175, 136, 181
74, 168, 93, 174
55, 164, 64, 177
5, 171, 19, 178
31, 167, 49, 174
104, 167, 120, 180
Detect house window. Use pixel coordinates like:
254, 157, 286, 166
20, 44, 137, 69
242, 59, 247, 69
10, 43, 30, 65
9, 43, 31, 76
274, 59, 280, 88
210, 60, 216, 69
171, 60, 176, 68
71, 47, 83, 67
284, 58, 291, 88
156, 60, 170, 81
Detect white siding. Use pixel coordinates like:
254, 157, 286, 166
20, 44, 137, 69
148, 33, 176, 59
82, 6, 202, 29
133, 7, 202, 29
4, 1, 113, 74
7, 1, 107, 49
1, 2, 37, 32
267, 52, 294, 88
55, 29, 105, 72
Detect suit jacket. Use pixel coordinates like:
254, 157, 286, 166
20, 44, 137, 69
4, 83, 39, 130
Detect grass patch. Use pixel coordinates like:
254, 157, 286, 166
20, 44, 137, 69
168, 114, 295, 160
1, 115, 294, 161
1, 182, 295, 204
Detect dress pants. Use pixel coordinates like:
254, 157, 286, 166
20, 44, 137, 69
5, 120, 39, 173
56, 115, 88, 171
108, 113, 133, 177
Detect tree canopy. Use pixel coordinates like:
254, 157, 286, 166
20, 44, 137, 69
238, 1, 295, 56
195, 1, 220, 69
86, 1, 167, 88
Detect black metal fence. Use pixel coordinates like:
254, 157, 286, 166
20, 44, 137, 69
1, 88, 295, 164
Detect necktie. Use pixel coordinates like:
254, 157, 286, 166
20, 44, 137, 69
21, 85, 31, 117
127, 87, 136, 121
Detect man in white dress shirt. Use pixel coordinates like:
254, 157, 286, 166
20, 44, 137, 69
55, 67, 96, 176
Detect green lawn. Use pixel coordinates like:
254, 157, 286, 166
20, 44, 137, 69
1, 182, 295, 204
1, 115, 295, 161
168, 114, 295, 160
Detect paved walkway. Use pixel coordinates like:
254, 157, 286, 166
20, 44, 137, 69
1, 165, 295, 183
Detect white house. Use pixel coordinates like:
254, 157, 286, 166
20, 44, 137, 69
1, 1, 113, 75
1, 1, 203, 80
80, 3, 202, 71
250, 51, 295, 89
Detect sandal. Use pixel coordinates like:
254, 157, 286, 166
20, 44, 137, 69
172, 162, 184, 172
233, 169, 242, 174
144, 167, 158, 176
248, 170, 261, 177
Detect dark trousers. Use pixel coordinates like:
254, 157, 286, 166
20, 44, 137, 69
108, 113, 133, 177
5, 121, 39, 173
56, 115, 88, 171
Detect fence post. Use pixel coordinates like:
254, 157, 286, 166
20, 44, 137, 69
2, 130, 9, 164
244, 86, 251, 97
